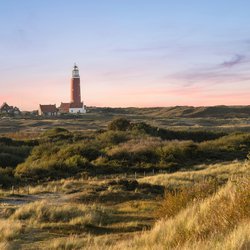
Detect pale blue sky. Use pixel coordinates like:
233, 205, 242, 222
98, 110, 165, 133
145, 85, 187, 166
1, 1, 250, 109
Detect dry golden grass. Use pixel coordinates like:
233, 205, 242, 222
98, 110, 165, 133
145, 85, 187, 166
48, 177, 250, 250
1, 160, 249, 249
11, 200, 106, 227
139, 160, 250, 188
107, 137, 163, 156
116, 177, 250, 250
180, 221, 250, 250
5, 177, 101, 195
0, 218, 22, 242
158, 179, 218, 219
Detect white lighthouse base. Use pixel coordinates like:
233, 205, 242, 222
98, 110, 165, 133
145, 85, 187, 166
69, 107, 86, 114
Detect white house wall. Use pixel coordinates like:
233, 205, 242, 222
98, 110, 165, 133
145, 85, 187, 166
69, 108, 86, 114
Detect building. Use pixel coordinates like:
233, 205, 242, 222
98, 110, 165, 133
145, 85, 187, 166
39, 104, 58, 116
59, 64, 86, 114
59, 103, 71, 113
0, 102, 21, 115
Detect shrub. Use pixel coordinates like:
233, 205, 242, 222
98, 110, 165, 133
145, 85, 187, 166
65, 156, 89, 168
0, 153, 23, 168
157, 141, 197, 166
59, 143, 101, 161
0, 143, 32, 168
107, 137, 162, 165
42, 127, 73, 143
108, 118, 131, 131
0, 167, 17, 188
198, 133, 250, 160
97, 131, 129, 146
43, 127, 70, 136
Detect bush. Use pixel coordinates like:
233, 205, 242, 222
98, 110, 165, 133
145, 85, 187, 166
42, 127, 73, 143
97, 131, 129, 146
108, 118, 131, 131
65, 155, 89, 168
43, 127, 70, 136
107, 137, 162, 166
157, 141, 197, 165
14, 141, 94, 180
0, 167, 17, 188
0, 143, 32, 168
59, 143, 101, 161
0, 153, 23, 168
198, 133, 250, 160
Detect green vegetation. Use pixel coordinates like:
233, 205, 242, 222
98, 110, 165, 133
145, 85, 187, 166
0, 116, 249, 249
0, 118, 250, 187
89, 105, 250, 118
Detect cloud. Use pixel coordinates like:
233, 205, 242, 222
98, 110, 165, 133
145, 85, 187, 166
114, 45, 171, 53
168, 52, 250, 87
220, 54, 246, 68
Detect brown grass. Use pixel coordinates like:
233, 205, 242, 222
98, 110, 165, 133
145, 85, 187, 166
11, 200, 106, 227
0, 219, 23, 242
158, 179, 218, 219
139, 160, 250, 188
49, 177, 250, 250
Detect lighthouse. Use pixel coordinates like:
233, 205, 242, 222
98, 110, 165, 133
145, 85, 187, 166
71, 64, 81, 105
68, 64, 86, 113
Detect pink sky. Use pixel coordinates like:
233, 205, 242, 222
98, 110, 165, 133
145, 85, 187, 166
1, 72, 250, 111
1, 1, 250, 110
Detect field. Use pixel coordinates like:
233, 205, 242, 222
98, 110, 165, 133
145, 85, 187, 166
0, 106, 250, 249
3, 106, 250, 136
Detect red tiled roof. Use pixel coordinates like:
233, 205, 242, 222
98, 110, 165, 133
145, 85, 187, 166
59, 102, 83, 113
0, 102, 10, 110
59, 103, 71, 113
39, 104, 58, 113
70, 102, 83, 108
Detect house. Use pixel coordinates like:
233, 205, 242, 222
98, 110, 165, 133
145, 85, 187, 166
59, 102, 71, 113
0, 102, 21, 115
39, 104, 59, 116
59, 102, 87, 114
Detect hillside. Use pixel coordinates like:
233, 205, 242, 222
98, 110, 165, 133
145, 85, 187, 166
89, 105, 250, 118
0, 119, 250, 249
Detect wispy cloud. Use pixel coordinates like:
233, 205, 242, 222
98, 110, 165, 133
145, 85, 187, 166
114, 45, 171, 53
168, 52, 250, 87
220, 54, 246, 68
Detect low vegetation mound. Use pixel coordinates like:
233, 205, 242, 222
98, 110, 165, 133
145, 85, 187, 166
90, 105, 250, 118
0, 119, 250, 186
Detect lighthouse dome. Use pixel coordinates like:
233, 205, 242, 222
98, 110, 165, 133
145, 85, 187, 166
72, 64, 80, 78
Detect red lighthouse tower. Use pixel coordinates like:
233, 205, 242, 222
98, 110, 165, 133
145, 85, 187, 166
59, 64, 86, 114
71, 64, 81, 105
69, 64, 86, 113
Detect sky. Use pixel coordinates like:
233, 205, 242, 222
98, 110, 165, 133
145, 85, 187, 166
1, 0, 250, 110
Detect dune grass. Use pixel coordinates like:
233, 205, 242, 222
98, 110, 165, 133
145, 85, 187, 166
11, 200, 107, 228
44, 176, 250, 250
139, 160, 250, 188
122, 177, 249, 250
0, 218, 23, 242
